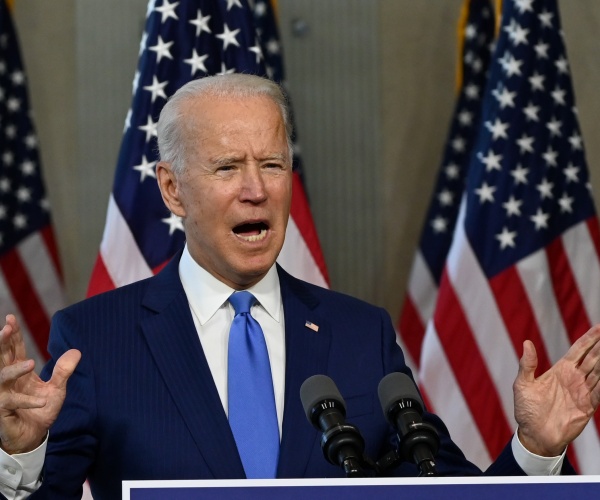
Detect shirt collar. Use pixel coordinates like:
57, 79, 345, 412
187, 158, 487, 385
178, 245, 281, 325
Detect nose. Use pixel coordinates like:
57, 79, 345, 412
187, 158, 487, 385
239, 165, 267, 203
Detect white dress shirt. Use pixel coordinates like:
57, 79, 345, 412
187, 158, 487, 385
178, 245, 286, 436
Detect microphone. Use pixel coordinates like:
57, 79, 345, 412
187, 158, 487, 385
377, 372, 440, 476
300, 375, 367, 477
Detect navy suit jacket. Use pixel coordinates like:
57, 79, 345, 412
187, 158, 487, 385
32, 254, 542, 498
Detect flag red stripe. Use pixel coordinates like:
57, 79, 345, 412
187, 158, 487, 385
545, 236, 600, 452
489, 266, 552, 373
434, 271, 512, 458
289, 172, 329, 285
152, 259, 170, 275
490, 268, 583, 472
152, 259, 171, 274
398, 296, 426, 369
39, 225, 63, 280
87, 255, 116, 298
0, 247, 50, 353
545, 238, 591, 344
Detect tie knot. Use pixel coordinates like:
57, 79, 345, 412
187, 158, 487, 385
229, 291, 256, 315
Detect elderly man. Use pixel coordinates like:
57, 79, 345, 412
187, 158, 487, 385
0, 74, 599, 499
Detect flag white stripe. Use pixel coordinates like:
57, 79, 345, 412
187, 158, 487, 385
100, 195, 153, 288
444, 202, 518, 427
420, 322, 492, 469
571, 419, 600, 474
18, 232, 65, 319
562, 222, 600, 324
516, 249, 572, 364
406, 251, 438, 325
277, 215, 328, 288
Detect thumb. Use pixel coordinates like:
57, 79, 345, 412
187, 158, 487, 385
50, 349, 81, 389
518, 340, 538, 383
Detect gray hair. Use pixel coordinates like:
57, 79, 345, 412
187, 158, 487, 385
157, 74, 293, 175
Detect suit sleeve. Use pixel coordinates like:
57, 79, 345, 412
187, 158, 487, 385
32, 310, 98, 499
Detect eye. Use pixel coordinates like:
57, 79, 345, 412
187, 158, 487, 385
264, 162, 285, 170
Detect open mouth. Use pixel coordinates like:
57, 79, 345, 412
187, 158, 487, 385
233, 221, 269, 242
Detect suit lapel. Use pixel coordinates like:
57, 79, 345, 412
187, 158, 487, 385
276, 267, 331, 477
138, 259, 331, 479
140, 256, 245, 479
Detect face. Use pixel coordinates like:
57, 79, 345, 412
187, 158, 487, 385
157, 93, 293, 289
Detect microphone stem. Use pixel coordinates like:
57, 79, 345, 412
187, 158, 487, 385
413, 443, 438, 476
342, 457, 366, 477
418, 459, 438, 477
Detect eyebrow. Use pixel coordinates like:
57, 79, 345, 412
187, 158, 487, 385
210, 153, 289, 166
211, 155, 242, 167
261, 153, 289, 162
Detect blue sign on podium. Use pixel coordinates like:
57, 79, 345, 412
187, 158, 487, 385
123, 476, 600, 500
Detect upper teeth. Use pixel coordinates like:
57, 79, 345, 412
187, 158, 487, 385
239, 228, 267, 242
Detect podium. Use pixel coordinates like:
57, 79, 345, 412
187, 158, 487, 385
123, 476, 600, 499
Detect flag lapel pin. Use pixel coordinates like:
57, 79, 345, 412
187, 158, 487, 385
305, 321, 319, 333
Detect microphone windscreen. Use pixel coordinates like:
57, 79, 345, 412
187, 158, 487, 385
300, 374, 346, 421
377, 372, 424, 419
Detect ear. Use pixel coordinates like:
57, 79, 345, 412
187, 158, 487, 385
156, 161, 186, 218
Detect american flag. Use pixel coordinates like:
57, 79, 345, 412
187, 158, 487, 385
399, 0, 600, 473
0, 0, 65, 368
87, 0, 329, 296
397, 0, 496, 373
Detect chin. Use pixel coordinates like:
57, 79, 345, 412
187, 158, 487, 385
233, 262, 274, 284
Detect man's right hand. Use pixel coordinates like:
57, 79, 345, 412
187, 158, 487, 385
0, 315, 80, 455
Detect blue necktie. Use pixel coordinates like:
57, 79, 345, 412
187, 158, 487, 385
227, 291, 279, 478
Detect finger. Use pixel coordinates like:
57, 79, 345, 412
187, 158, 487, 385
2, 315, 17, 332
0, 315, 16, 345
1, 315, 12, 336
563, 324, 600, 365
579, 335, 600, 377
517, 340, 538, 383
0, 314, 29, 365
0, 392, 46, 412
0, 319, 17, 368
0, 360, 35, 388
0, 323, 11, 364
4, 315, 26, 361
586, 369, 600, 396
49, 350, 81, 389
583, 349, 600, 392
1, 315, 21, 341
588, 364, 600, 408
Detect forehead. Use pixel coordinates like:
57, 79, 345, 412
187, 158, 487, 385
185, 93, 283, 133
177, 94, 289, 167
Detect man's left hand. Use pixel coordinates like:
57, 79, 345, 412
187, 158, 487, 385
514, 324, 600, 457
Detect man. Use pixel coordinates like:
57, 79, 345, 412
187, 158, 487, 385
0, 74, 599, 498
